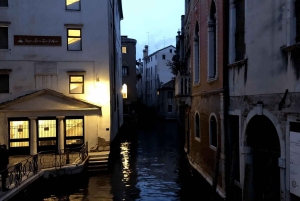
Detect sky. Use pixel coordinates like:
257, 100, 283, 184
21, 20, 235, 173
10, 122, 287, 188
121, 0, 184, 60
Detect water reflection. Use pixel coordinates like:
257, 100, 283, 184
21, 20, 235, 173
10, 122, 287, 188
11, 120, 223, 201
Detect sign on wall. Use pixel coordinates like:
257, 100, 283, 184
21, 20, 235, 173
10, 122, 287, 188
14, 35, 62, 46
290, 131, 300, 197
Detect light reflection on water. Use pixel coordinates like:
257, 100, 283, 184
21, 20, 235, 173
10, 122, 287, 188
11, 120, 223, 201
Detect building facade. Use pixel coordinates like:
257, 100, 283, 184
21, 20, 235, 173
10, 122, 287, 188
182, 0, 227, 198
0, 0, 123, 155
157, 80, 177, 119
141, 45, 176, 107
121, 36, 137, 116
227, 0, 300, 200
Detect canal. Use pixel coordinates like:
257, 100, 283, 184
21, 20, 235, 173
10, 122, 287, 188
10, 120, 224, 201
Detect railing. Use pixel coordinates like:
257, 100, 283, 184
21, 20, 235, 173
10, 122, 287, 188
0, 142, 88, 193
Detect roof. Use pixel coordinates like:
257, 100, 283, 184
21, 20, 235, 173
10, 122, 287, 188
145, 45, 176, 58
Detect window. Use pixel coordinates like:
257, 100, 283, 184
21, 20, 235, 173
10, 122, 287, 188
167, 91, 173, 98
235, 0, 245, 61
122, 46, 127, 53
0, 0, 8, 7
170, 49, 172, 53
208, 1, 217, 79
0, 74, 9, 93
162, 54, 166, 59
195, 113, 200, 138
194, 22, 200, 83
168, 105, 172, 113
67, 29, 82, 51
0, 27, 8, 49
122, 66, 128, 76
296, 0, 300, 43
122, 84, 127, 98
210, 115, 218, 148
65, 118, 84, 146
69, 75, 84, 94
9, 120, 29, 148
66, 0, 81, 11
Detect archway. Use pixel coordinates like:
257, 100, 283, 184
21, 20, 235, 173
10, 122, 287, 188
245, 115, 281, 201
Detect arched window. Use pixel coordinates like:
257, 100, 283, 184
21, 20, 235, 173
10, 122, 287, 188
208, 1, 217, 79
194, 22, 200, 84
195, 113, 200, 138
209, 115, 217, 148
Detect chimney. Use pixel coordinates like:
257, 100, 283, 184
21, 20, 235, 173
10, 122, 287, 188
143, 45, 149, 58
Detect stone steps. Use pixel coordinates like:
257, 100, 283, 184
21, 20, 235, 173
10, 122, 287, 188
88, 151, 110, 172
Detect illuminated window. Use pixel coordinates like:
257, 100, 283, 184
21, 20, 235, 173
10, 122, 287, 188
65, 118, 84, 146
122, 84, 127, 99
0, 27, 8, 49
122, 46, 127, 53
66, 0, 80, 11
70, 75, 84, 94
9, 120, 29, 147
0, 0, 8, 7
67, 29, 82, 51
38, 119, 57, 146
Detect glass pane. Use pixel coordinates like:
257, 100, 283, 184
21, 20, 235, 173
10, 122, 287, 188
68, 30, 81, 37
38, 140, 56, 146
38, 120, 56, 138
66, 0, 80, 10
70, 83, 83, 93
0, 27, 8, 49
10, 141, 29, 147
68, 38, 81, 50
66, 119, 83, 137
122, 46, 127, 53
66, 139, 83, 145
70, 76, 83, 82
10, 121, 29, 139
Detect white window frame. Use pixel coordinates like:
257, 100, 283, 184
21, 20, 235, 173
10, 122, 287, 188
209, 113, 218, 150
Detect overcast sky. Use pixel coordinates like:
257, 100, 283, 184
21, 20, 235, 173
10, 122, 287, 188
121, 0, 184, 60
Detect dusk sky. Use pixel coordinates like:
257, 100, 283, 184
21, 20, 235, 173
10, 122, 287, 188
121, 0, 184, 60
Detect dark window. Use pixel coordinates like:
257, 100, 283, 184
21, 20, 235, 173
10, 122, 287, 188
122, 66, 128, 76
170, 49, 172, 53
0, 0, 8, 7
195, 113, 200, 138
0, 74, 9, 93
235, 0, 245, 60
208, 2, 216, 79
67, 29, 82, 51
162, 54, 166, 59
66, 0, 81, 11
69, 75, 84, 94
210, 116, 217, 147
296, 0, 300, 43
167, 91, 173, 98
168, 105, 172, 112
0, 27, 8, 49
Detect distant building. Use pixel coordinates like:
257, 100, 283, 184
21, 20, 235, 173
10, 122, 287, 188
136, 58, 143, 101
0, 0, 123, 155
121, 36, 137, 116
157, 80, 177, 119
141, 45, 176, 107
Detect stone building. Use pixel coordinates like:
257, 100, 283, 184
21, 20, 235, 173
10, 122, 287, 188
182, 0, 227, 198
0, 0, 123, 155
121, 36, 138, 116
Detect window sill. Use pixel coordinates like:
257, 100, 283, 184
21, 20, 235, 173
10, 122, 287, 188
227, 58, 247, 68
0, 49, 10, 52
207, 77, 218, 83
281, 43, 300, 52
194, 137, 200, 142
209, 145, 217, 151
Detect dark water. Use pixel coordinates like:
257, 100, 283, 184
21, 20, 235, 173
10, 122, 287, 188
11, 120, 224, 201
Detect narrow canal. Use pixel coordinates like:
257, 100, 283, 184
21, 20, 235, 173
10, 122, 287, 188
10, 120, 224, 201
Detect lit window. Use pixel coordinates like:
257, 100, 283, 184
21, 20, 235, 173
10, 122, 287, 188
210, 115, 218, 148
65, 118, 84, 146
70, 75, 84, 94
9, 120, 29, 147
122, 46, 127, 53
0, 27, 8, 49
122, 84, 127, 99
66, 0, 80, 11
67, 29, 82, 51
